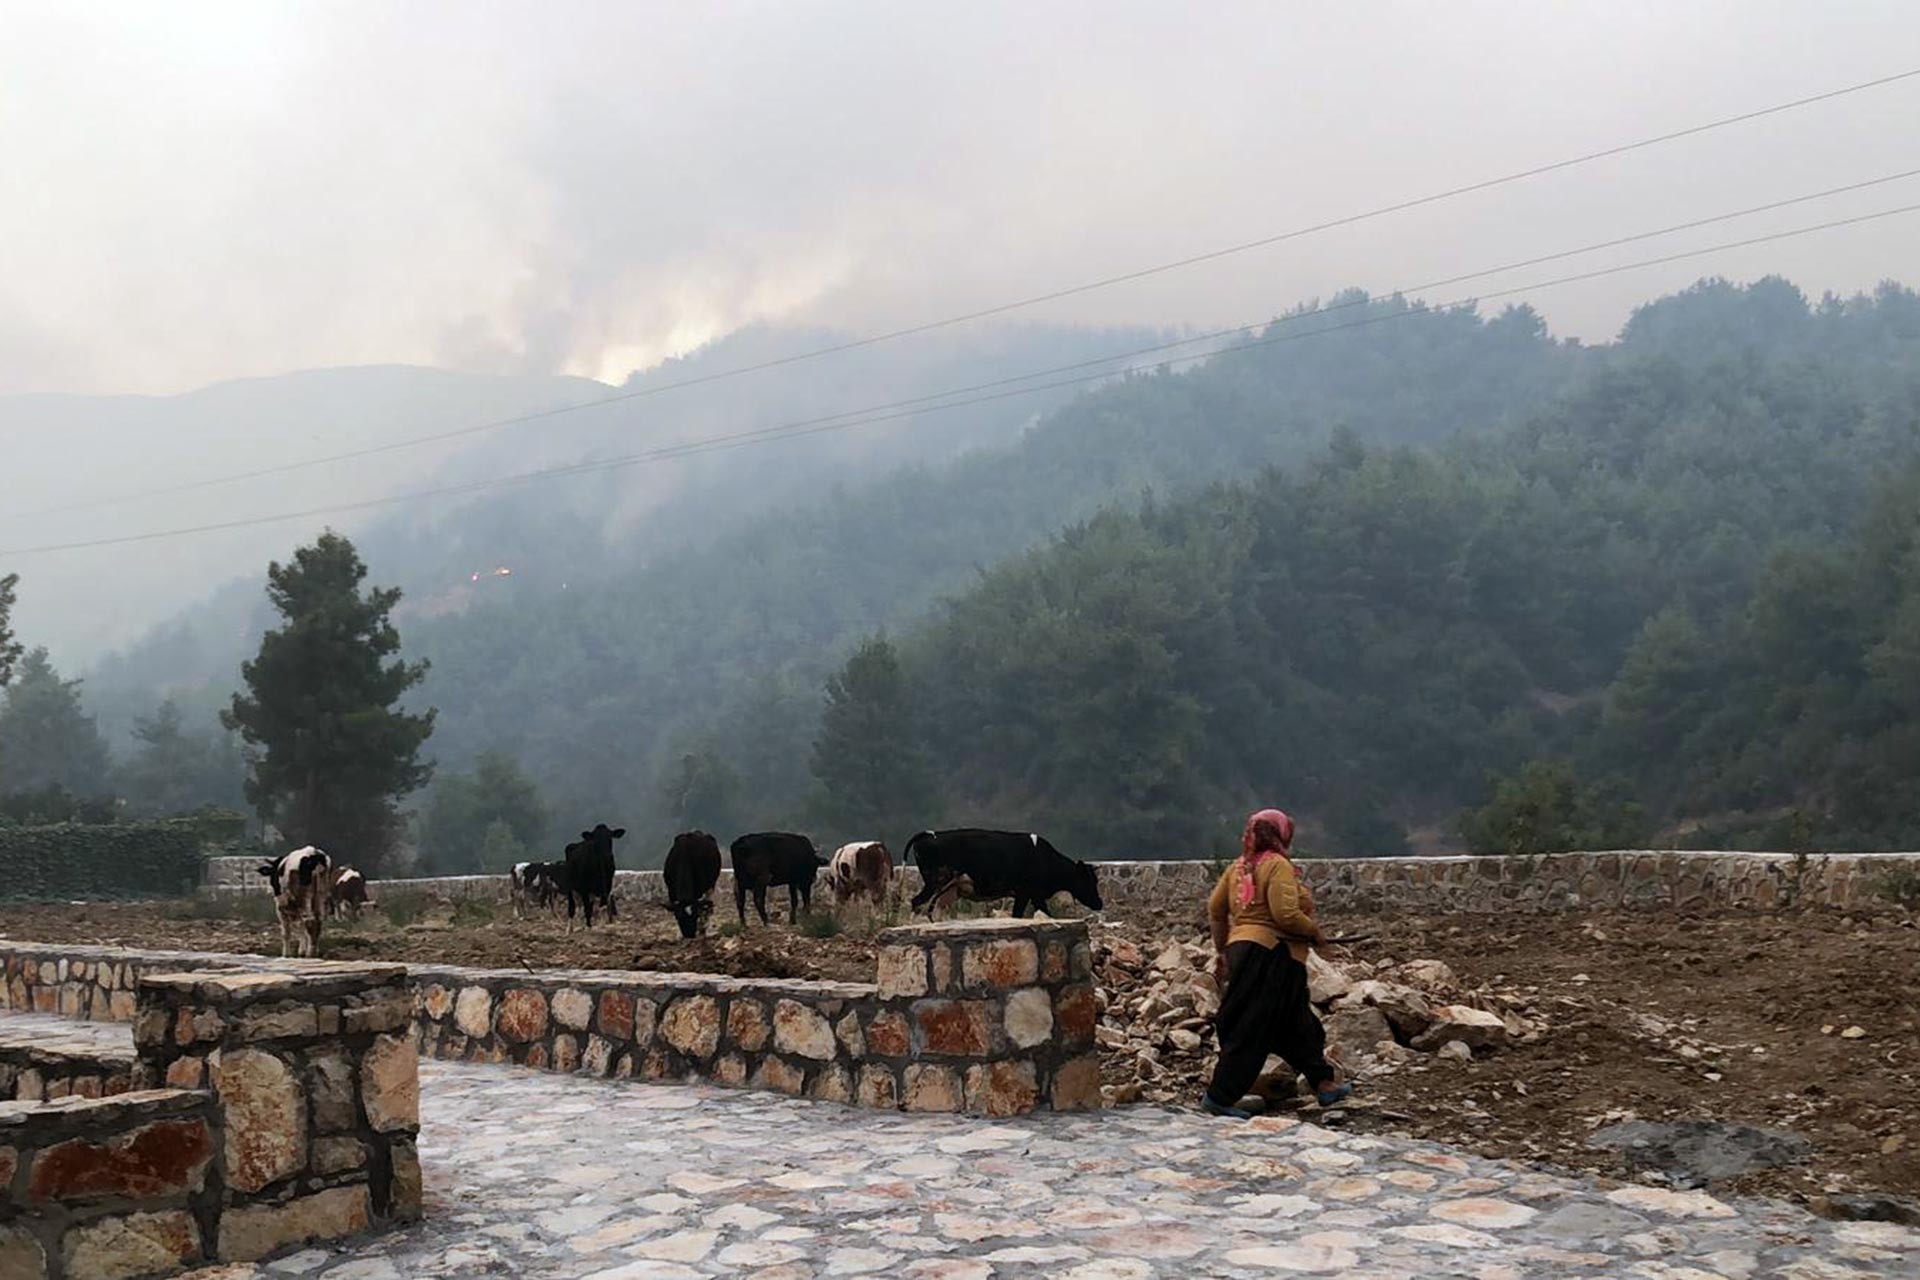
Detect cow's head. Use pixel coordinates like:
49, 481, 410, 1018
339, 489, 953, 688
255, 860, 284, 897
1065, 857, 1103, 912
579, 824, 627, 853
662, 896, 713, 940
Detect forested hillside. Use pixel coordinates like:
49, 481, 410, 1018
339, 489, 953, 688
403, 293, 1584, 848
29, 278, 1920, 866
879, 280, 1920, 856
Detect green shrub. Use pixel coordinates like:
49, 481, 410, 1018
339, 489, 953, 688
451, 897, 499, 928
378, 889, 434, 928
1873, 864, 1920, 910
0, 820, 206, 900
797, 911, 843, 939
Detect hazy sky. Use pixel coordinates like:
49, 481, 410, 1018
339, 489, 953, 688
5, 2, 1918, 398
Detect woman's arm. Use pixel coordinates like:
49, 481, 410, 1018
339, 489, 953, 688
1207, 873, 1231, 981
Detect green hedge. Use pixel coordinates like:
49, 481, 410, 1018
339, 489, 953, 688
0, 820, 207, 901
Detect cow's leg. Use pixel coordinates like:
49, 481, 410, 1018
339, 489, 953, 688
735, 881, 748, 924
1012, 895, 1034, 919
753, 886, 770, 926
304, 912, 322, 957
788, 885, 800, 922
279, 909, 294, 958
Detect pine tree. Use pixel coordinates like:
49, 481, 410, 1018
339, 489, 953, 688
809, 635, 935, 843
223, 532, 434, 868
119, 701, 246, 818
0, 574, 20, 690
0, 647, 113, 798
418, 752, 548, 873
661, 749, 741, 837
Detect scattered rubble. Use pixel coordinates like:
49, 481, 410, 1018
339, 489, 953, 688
1091, 925, 1547, 1108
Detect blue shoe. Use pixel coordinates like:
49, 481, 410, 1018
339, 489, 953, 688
1201, 1094, 1253, 1119
1316, 1081, 1353, 1108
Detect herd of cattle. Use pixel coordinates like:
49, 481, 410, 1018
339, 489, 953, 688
256, 826, 1105, 957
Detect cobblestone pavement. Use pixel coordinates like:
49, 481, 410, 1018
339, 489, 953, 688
166, 1059, 1912, 1280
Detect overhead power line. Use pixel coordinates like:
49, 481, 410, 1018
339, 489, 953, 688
43, 64, 1920, 515
7, 197, 1916, 560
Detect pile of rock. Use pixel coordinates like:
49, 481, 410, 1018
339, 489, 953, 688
1091, 928, 1545, 1107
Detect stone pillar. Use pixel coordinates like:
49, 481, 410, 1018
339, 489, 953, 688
874, 918, 1102, 1115
131, 964, 420, 1263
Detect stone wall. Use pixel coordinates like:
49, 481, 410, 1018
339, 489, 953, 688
204, 848, 1920, 915
0, 1087, 220, 1280
0, 963, 419, 1278
0, 1023, 135, 1104
407, 917, 1101, 1116
0, 921, 1103, 1118
133, 965, 421, 1264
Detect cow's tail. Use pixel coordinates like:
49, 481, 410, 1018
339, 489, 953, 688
902, 831, 935, 866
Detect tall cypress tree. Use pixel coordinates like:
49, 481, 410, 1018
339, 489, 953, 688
223, 532, 434, 867
809, 634, 935, 844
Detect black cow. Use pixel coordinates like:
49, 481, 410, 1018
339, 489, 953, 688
730, 832, 825, 926
662, 831, 722, 939
563, 824, 624, 930
904, 828, 1102, 918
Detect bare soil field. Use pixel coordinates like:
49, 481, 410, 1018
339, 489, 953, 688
1, 890, 1913, 1209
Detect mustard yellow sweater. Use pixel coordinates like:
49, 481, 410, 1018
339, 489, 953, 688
1208, 855, 1322, 962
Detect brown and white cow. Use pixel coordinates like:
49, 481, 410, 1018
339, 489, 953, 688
827, 840, 893, 908
256, 846, 331, 957
328, 866, 372, 919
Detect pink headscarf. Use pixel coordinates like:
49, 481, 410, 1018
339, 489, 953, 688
1236, 808, 1298, 909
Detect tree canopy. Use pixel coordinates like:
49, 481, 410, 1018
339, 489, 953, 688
0, 648, 112, 800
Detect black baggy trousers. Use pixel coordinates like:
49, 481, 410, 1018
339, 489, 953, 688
1205, 939, 1333, 1106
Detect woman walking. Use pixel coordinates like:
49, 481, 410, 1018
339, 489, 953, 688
1201, 808, 1350, 1118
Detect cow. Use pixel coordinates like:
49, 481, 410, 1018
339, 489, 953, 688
328, 866, 372, 919
904, 828, 1102, 919
662, 831, 723, 939
528, 861, 566, 913
563, 824, 624, 930
729, 832, 825, 926
509, 861, 559, 919
256, 846, 331, 957
827, 840, 893, 908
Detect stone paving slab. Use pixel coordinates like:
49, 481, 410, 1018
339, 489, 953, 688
0, 1009, 132, 1051
159, 1059, 1918, 1280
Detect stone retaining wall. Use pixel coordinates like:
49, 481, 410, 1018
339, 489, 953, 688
0, 1023, 135, 1104
0, 1086, 219, 1280
0, 963, 419, 1278
0, 921, 1102, 1118
202, 848, 1919, 915
407, 917, 1101, 1116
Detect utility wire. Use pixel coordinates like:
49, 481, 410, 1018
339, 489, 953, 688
40, 65, 1920, 515
560, 166, 1920, 452
7, 198, 1916, 559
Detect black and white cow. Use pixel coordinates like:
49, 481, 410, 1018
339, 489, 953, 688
328, 865, 372, 919
904, 828, 1102, 918
509, 861, 547, 918
729, 832, 825, 926
563, 824, 624, 930
662, 831, 723, 939
256, 846, 332, 957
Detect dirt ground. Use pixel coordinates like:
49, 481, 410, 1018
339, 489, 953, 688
0, 891, 1914, 1209
1323, 906, 1920, 1207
